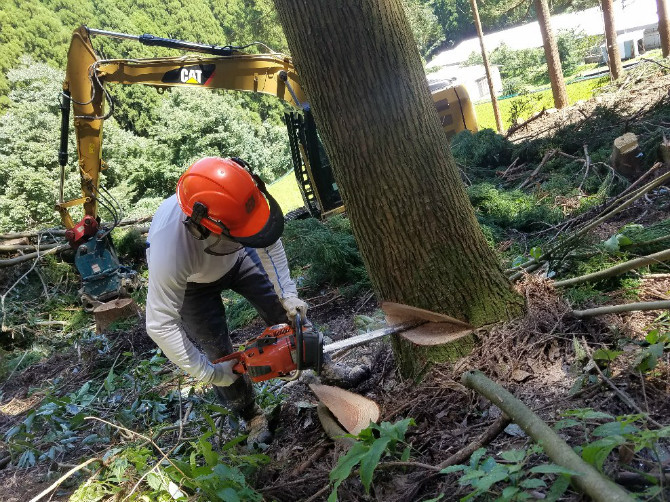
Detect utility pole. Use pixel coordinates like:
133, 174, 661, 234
469, 0, 504, 133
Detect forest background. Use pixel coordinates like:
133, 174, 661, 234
0, 0, 597, 233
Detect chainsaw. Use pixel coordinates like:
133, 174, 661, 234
212, 313, 424, 383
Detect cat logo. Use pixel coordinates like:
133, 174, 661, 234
181, 68, 202, 84
161, 64, 215, 86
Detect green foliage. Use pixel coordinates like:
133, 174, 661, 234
451, 129, 514, 172
282, 215, 370, 292
147, 88, 291, 182
635, 321, 670, 372
162, 431, 267, 502
465, 30, 590, 91
402, 0, 446, 59
441, 446, 576, 501
329, 418, 415, 501
507, 92, 543, 126
222, 291, 259, 332
467, 183, 562, 235
558, 409, 670, 479
475, 77, 607, 131
112, 227, 146, 262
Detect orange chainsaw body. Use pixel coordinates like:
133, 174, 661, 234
213, 316, 323, 382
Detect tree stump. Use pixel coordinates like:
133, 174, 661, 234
93, 298, 141, 334
611, 133, 644, 179
659, 134, 670, 165
391, 325, 475, 380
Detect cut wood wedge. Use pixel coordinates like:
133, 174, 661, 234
309, 384, 379, 435
381, 301, 471, 327
398, 323, 474, 346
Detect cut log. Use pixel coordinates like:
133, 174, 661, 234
611, 133, 644, 179
309, 384, 379, 435
93, 298, 141, 334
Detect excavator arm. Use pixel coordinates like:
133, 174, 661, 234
58, 26, 304, 235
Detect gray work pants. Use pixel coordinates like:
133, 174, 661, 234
179, 248, 288, 420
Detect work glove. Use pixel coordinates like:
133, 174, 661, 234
211, 359, 240, 387
280, 296, 308, 324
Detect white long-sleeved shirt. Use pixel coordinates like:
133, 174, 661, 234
145, 195, 298, 383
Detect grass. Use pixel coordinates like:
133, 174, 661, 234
475, 76, 609, 131
268, 170, 304, 213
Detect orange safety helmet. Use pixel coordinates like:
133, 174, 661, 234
176, 157, 284, 248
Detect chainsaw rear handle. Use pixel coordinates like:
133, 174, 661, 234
212, 352, 246, 375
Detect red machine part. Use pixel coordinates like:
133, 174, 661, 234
65, 215, 99, 247
214, 324, 298, 383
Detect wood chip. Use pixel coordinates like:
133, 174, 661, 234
511, 369, 532, 382
399, 324, 473, 346
309, 384, 380, 435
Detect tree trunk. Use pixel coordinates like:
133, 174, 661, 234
272, 0, 524, 331
602, 0, 623, 79
534, 0, 569, 109
470, 0, 504, 133
658, 0, 670, 58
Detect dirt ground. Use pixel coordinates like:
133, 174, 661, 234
507, 66, 670, 144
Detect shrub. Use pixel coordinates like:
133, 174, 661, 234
282, 215, 369, 292
450, 129, 515, 170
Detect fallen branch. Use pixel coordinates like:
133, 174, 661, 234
28, 457, 102, 502
572, 300, 670, 318
0, 244, 68, 268
0, 216, 152, 240
517, 149, 557, 190
505, 109, 547, 138
508, 169, 670, 280
554, 248, 670, 287
461, 370, 635, 502
0, 243, 62, 253
438, 414, 511, 469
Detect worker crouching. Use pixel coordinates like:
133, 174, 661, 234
145, 156, 308, 446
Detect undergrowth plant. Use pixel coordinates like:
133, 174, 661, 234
329, 418, 415, 501
441, 446, 577, 502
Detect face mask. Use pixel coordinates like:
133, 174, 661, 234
202, 233, 243, 256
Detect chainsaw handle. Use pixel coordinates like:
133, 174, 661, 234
212, 352, 247, 375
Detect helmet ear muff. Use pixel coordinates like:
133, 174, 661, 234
182, 201, 212, 240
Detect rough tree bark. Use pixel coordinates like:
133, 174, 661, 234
272, 0, 524, 333
602, 0, 623, 79
534, 0, 568, 109
658, 0, 670, 58
470, 0, 504, 133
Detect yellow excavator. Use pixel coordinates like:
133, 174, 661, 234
57, 26, 477, 308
